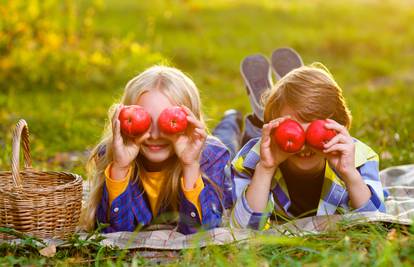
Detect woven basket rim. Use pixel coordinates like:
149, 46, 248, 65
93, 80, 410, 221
0, 169, 83, 194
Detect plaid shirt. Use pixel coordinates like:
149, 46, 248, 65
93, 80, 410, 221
96, 136, 232, 235
230, 137, 386, 230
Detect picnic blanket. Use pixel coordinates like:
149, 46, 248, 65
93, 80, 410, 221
2, 164, 413, 250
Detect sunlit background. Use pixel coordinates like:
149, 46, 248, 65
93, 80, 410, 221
1, 0, 413, 175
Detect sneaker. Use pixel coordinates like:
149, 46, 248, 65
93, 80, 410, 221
271, 47, 304, 79
240, 54, 272, 122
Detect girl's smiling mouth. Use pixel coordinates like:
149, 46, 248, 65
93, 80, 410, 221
143, 143, 169, 151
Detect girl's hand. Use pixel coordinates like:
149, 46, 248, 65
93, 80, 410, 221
111, 104, 150, 169
259, 117, 292, 170
164, 105, 207, 167
323, 119, 357, 181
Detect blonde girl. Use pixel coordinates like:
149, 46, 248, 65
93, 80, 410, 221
82, 66, 231, 234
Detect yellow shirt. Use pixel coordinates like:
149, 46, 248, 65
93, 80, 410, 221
104, 163, 204, 219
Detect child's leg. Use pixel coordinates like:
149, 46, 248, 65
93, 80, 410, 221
212, 109, 243, 159
240, 48, 304, 146
242, 114, 263, 146
240, 54, 272, 122
271, 47, 303, 79
240, 54, 271, 146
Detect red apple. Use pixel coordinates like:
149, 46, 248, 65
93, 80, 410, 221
306, 119, 337, 150
158, 106, 188, 134
272, 119, 306, 153
118, 105, 151, 137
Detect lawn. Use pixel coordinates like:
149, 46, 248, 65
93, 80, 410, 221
0, 0, 413, 265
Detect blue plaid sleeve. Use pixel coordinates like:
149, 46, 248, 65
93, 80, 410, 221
230, 186, 273, 230
177, 137, 230, 235
230, 138, 274, 230
353, 160, 386, 212
96, 181, 152, 233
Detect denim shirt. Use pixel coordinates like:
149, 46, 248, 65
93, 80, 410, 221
96, 136, 232, 234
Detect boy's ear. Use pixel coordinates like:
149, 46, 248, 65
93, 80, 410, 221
310, 62, 334, 78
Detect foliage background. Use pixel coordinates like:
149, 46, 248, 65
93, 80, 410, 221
0, 0, 413, 265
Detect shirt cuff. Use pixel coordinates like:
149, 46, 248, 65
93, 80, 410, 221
105, 163, 132, 205
181, 176, 204, 219
353, 184, 386, 213
230, 185, 273, 230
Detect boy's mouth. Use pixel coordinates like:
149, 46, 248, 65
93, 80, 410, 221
296, 150, 315, 158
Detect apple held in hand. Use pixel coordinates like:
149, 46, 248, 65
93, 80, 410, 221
158, 106, 188, 134
306, 119, 337, 150
118, 105, 152, 137
273, 119, 306, 153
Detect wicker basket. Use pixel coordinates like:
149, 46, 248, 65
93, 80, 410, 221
0, 119, 83, 240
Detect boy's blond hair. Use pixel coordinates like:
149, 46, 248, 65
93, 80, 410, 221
263, 65, 352, 128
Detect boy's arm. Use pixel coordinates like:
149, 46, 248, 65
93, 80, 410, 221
230, 139, 275, 230
323, 121, 385, 212
342, 169, 372, 209
245, 162, 277, 212
351, 159, 386, 212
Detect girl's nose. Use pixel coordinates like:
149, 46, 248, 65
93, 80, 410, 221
149, 119, 160, 139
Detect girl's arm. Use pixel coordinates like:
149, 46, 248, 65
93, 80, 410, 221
177, 137, 230, 234
95, 104, 152, 232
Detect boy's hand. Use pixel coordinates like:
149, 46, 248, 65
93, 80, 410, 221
111, 104, 150, 171
259, 117, 292, 170
322, 119, 358, 182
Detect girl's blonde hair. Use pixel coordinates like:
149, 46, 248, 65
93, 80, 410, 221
263, 65, 352, 128
81, 65, 205, 231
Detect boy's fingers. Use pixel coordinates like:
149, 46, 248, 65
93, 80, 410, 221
323, 143, 347, 154
325, 120, 348, 136
324, 134, 347, 148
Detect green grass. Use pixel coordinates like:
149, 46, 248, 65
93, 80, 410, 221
1, 0, 414, 265
0, 223, 413, 266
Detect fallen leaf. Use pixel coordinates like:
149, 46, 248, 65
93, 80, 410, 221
39, 244, 56, 257
387, 228, 397, 241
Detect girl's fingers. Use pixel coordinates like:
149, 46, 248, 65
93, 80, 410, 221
113, 119, 123, 143
186, 115, 204, 130
181, 105, 196, 119
194, 127, 207, 138
112, 104, 123, 132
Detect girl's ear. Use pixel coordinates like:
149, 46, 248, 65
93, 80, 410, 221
310, 62, 334, 78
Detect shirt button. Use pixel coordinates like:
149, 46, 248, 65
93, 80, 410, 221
113, 207, 119, 213
190, 212, 196, 218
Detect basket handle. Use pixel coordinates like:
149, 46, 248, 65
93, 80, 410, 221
11, 119, 32, 187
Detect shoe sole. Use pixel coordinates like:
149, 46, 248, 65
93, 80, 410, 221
271, 47, 304, 80
240, 54, 272, 122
